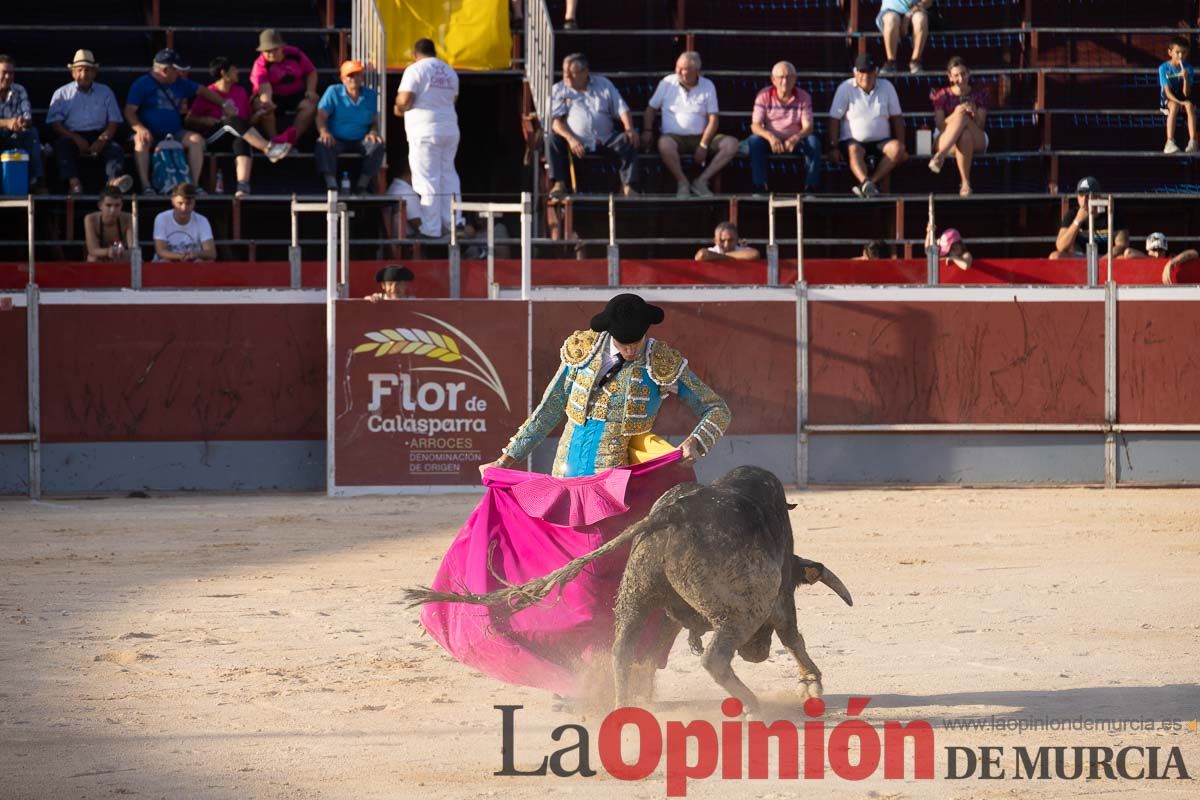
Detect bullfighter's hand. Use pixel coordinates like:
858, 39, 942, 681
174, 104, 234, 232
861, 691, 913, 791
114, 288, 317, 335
478, 454, 515, 478
679, 436, 702, 465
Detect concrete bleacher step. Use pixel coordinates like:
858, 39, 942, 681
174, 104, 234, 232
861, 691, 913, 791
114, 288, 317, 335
1029, 0, 1198, 26
153, 0, 330, 27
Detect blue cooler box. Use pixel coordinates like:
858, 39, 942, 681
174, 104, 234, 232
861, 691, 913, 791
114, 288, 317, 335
2, 149, 30, 195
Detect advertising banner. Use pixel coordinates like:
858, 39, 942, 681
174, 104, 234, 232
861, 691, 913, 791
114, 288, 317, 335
333, 300, 528, 490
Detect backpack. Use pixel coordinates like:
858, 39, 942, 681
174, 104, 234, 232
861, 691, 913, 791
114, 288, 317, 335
152, 135, 190, 193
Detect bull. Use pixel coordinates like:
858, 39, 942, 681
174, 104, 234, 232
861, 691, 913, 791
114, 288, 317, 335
408, 466, 852, 713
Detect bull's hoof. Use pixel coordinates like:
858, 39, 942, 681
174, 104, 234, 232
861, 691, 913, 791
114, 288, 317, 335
799, 675, 823, 699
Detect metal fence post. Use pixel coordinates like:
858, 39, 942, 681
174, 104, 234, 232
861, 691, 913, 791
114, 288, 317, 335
130, 197, 142, 289
26, 282, 40, 499
326, 189, 339, 496
607, 193, 619, 286
767, 193, 779, 284
796, 280, 809, 488
289, 194, 302, 289
1104, 279, 1118, 488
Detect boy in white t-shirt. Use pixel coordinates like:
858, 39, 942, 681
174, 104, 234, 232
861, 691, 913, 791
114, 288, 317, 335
152, 182, 215, 261
394, 38, 463, 239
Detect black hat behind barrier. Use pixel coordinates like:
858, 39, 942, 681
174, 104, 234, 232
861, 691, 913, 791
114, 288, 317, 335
375, 265, 414, 283
589, 293, 665, 344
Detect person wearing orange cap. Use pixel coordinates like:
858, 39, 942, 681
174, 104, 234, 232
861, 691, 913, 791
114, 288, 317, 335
315, 60, 383, 194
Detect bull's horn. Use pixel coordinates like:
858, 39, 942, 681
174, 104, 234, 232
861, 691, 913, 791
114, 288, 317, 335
819, 567, 853, 607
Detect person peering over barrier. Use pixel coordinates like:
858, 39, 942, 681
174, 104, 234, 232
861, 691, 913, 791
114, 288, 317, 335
365, 265, 413, 301
152, 182, 215, 262
694, 221, 761, 262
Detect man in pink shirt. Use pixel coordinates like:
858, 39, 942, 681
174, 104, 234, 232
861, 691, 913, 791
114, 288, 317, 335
748, 61, 821, 195
249, 29, 319, 143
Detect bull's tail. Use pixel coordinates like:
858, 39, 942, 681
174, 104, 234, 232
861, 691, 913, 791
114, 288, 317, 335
404, 516, 654, 615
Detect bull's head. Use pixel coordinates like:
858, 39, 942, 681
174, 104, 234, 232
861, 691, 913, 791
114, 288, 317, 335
791, 555, 853, 606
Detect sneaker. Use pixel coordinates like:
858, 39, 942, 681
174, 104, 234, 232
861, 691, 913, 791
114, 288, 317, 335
548, 181, 567, 203
690, 178, 713, 198
235, 181, 251, 197
266, 142, 291, 163
675, 180, 691, 198
1164, 140, 1181, 154
141, 185, 158, 196
109, 174, 134, 194
1188, 140, 1200, 153
563, 19, 577, 30
860, 179, 879, 199
851, 183, 864, 197
908, 60, 922, 74
880, 60, 897, 75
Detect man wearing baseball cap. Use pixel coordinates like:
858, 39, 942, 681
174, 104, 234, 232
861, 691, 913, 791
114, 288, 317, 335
124, 48, 237, 192
315, 60, 384, 194
827, 53, 908, 199
1051, 176, 1107, 259
1149, 232, 1200, 284
47, 49, 131, 194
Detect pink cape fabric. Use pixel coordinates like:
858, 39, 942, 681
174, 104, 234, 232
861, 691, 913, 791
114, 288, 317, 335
419, 451, 693, 695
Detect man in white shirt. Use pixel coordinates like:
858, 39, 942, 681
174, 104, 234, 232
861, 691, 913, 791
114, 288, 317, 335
827, 53, 908, 199
643, 51, 737, 198
152, 182, 215, 261
394, 38, 462, 239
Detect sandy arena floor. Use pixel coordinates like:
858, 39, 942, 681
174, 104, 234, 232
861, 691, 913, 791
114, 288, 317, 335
1, 487, 1198, 799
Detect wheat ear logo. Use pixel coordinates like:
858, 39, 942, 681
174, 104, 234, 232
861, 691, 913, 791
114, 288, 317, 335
353, 312, 510, 411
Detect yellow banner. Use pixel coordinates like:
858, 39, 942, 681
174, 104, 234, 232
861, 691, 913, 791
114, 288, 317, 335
378, 0, 511, 71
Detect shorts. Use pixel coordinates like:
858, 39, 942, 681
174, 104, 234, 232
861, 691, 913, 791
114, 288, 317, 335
876, 0, 918, 32
1161, 92, 1193, 113
203, 119, 251, 156
839, 138, 896, 161
270, 91, 307, 113
934, 128, 990, 151
662, 133, 733, 152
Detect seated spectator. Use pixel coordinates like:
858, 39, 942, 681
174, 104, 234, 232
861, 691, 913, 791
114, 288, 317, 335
125, 49, 237, 193
1160, 36, 1197, 154
828, 54, 907, 199
748, 61, 821, 195
0, 55, 45, 191
1112, 229, 1144, 259
366, 265, 413, 301
929, 57, 989, 196
316, 60, 385, 194
185, 57, 291, 196
83, 186, 134, 262
1050, 176, 1107, 259
250, 30, 319, 145
153, 182, 215, 262
463, 212, 513, 259
48, 50, 131, 194
1155, 233, 1200, 284
937, 228, 973, 270
386, 164, 419, 236
694, 221, 761, 261
643, 51, 737, 198
854, 239, 891, 260
878, 0, 933, 74
546, 53, 639, 201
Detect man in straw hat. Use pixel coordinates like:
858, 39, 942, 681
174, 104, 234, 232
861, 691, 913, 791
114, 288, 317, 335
481, 293, 730, 478
48, 49, 132, 194
250, 29, 319, 144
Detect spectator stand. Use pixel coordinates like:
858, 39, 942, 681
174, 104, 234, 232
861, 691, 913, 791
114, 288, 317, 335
520, 0, 1200, 249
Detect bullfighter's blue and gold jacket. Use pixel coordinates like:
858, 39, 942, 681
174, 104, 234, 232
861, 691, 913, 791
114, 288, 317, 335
502, 329, 731, 477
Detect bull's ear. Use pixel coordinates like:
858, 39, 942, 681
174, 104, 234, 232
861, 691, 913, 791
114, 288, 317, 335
786, 503, 797, 510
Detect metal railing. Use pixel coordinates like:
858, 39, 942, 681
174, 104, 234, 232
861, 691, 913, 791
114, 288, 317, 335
352, 0, 388, 148
525, 0, 555, 123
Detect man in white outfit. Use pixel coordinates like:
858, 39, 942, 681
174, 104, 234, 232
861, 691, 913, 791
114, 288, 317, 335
394, 38, 462, 239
